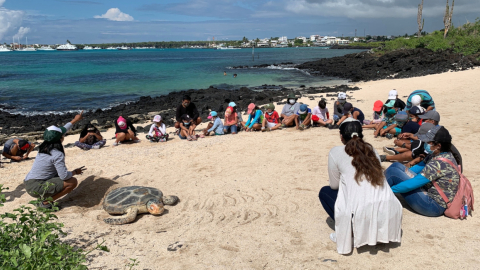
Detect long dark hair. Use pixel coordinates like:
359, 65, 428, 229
437, 141, 461, 165
341, 121, 384, 187
80, 123, 99, 138
38, 141, 65, 156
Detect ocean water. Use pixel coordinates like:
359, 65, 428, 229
0, 48, 364, 114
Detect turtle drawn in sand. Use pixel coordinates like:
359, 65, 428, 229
103, 186, 178, 225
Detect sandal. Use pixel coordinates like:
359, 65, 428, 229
187, 136, 193, 141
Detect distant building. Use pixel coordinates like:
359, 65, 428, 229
279, 36, 288, 42
296, 36, 307, 43
310, 35, 319, 42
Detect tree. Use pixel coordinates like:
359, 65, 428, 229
444, 0, 454, 39
417, 0, 424, 37
242, 36, 249, 43
294, 39, 303, 45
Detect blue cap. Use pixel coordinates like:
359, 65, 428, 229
228, 102, 236, 107
298, 104, 309, 114
394, 111, 408, 122
210, 111, 217, 117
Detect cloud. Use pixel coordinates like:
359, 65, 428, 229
94, 8, 134, 21
0, 0, 26, 40
285, 0, 480, 19
13, 26, 30, 39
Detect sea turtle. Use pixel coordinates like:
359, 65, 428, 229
103, 186, 178, 225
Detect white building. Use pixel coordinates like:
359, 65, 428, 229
296, 36, 307, 43
279, 36, 288, 42
310, 35, 319, 42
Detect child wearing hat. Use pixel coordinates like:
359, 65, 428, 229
146, 115, 168, 142
203, 111, 224, 136
374, 100, 399, 138
312, 99, 333, 128
2, 138, 35, 162
242, 103, 263, 131
363, 100, 384, 127
280, 93, 300, 128
335, 102, 364, 127
332, 92, 347, 123
114, 116, 140, 146
180, 114, 197, 141
380, 111, 408, 139
261, 103, 281, 132
223, 102, 239, 134
296, 104, 312, 130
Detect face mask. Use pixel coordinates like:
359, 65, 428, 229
183, 102, 190, 107
267, 111, 274, 115
424, 143, 434, 155
387, 109, 396, 116
339, 99, 346, 105
183, 122, 190, 126
289, 99, 296, 105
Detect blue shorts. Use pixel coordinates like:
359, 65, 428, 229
383, 126, 401, 136
178, 134, 187, 140
224, 125, 238, 134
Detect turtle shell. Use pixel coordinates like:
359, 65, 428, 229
103, 186, 163, 214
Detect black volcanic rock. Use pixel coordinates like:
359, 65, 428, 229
296, 48, 480, 82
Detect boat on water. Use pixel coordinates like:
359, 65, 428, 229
93, 47, 102, 50
83, 46, 94, 50
106, 47, 116, 50
117, 46, 131, 50
216, 46, 241, 50
57, 42, 78, 51
37, 46, 55, 51
0, 45, 12, 52
16, 37, 37, 51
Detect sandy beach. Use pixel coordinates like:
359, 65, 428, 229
1, 68, 479, 269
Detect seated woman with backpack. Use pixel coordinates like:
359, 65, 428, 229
385, 126, 468, 218
319, 119, 402, 254
74, 123, 106, 150
113, 116, 140, 146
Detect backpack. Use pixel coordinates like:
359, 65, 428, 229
432, 157, 474, 219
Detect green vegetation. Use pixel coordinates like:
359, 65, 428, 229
351, 19, 480, 56
294, 39, 304, 45
0, 184, 108, 269
347, 42, 383, 48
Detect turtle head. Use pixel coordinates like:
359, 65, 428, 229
146, 199, 164, 215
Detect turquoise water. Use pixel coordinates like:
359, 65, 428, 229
0, 48, 364, 114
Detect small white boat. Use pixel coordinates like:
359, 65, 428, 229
93, 47, 102, 50
106, 47, 116, 50
17, 37, 37, 51
117, 46, 131, 50
0, 45, 12, 52
37, 46, 55, 51
216, 46, 241, 50
83, 46, 94, 50
57, 42, 78, 51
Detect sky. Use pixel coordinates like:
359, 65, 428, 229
1, 0, 479, 44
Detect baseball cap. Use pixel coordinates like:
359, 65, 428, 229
43, 125, 68, 143
153, 115, 162, 122
394, 111, 408, 122
411, 95, 422, 107
408, 106, 425, 116
343, 102, 353, 114
433, 126, 452, 144
207, 111, 217, 119
385, 100, 395, 108
339, 118, 363, 140
228, 102, 236, 107
181, 114, 191, 121
418, 125, 441, 143
415, 122, 434, 137
247, 103, 256, 114
373, 100, 383, 112
419, 111, 440, 122
388, 90, 398, 100
298, 104, 309, 114
267, 103, 275, 110
338, 92, 347, 100
18, 140, 31, 151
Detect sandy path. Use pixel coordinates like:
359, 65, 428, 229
1, 68, 479, 269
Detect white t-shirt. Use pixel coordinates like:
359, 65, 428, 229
312, 106, 329, 121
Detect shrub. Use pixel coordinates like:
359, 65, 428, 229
0, 184, 108, 269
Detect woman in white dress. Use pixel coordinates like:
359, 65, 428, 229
319, 118, 403, 254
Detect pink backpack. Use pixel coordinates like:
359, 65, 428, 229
432, 158, 474, 219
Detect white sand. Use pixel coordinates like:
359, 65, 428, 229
1, 68, 479, 269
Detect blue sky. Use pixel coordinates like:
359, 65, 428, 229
1, 0, 480, 44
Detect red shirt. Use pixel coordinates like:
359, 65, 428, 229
265, 111, 279, 123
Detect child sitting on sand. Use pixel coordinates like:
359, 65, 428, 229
223, 102, 238, 134
114, 116, 140, 146
312, 99, 333, 128
297, 104, 312, 130
261, 103, 281, 132
146, 115, 168, 142
203, 111, 224, 136
75, 123, 106, 150
380, 111, 408, 139
373, 101, 398, 138
242, 103, 263, 132
363, 100, 384, 127
179, 114, 197, 141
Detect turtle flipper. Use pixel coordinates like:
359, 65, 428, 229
162, 195, 179, 205
104, 207, 139, 225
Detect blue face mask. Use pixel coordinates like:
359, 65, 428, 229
424, 143, 434, 155
183, 122, 191, 126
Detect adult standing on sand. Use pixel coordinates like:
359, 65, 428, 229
318, 119, 402, 254
280, 93, 300, 129
114, 116, 139, 146
24, 111, 86, 210
175, 94, 202, 133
